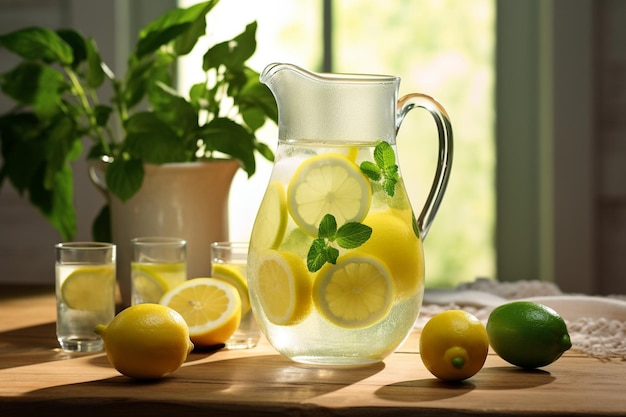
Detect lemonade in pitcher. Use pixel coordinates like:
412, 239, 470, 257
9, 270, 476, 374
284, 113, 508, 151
248, 140, 424, 365
248, 63, 452, 366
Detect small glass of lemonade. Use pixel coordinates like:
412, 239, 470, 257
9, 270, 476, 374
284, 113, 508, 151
55, 242, 116, 352
130, 237, 187, 305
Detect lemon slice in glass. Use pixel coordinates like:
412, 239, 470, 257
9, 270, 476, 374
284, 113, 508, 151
251, 181, 288, 250
212, 263, 250, 315
61, 265, 115, 310
160, 278, 241, 347
287, 153, 372, 236
131, 263, 171, 303
313, 253, 394, 329
253, 250, 312, 326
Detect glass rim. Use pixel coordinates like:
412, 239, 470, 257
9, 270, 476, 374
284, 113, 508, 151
130, 236, 187, 247
55, 242, 115, 250
210, 241, 249, 249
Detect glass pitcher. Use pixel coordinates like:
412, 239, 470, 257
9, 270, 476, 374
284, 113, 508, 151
247, 63, 453, 366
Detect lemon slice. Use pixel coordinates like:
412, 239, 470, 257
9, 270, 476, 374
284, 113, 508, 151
313, 254, 394, 329
287, 153, 372, 236
160, 278, 241, 347
253, 250, 312, 326
61, 265, 115, 311
251, 181, 288, 250
131, 263, 171, 303
212, 263, 250, 315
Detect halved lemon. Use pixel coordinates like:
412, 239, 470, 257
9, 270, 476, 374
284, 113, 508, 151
212, 263, 250, 315
160, 278, 241, 347
313, 253, 395, 329
253, 250, 312, 326
250, 181, 288, 250
131, 263, 182, 303
61, 265, 115, 311
287, 153, 372, 236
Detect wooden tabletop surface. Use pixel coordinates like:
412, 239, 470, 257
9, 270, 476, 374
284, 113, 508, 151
1, 284, 624, 417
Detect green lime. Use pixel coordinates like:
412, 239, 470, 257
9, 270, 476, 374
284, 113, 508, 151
486, 301, 572, 369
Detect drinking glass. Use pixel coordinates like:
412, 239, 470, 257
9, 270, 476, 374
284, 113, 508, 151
211, 242, 260, 349
55, 242, 116, 352
131, 237, 187, 304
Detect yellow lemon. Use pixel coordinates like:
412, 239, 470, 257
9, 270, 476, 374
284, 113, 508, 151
419, 310, 489, 382
250, 181, 288, 250
313, 253, 394, 329
131, 261, 186, 303
61, 265, 115, 311
160, 278, 241, 347
94, 304, 194, 380
360, 209, 424, 299
253, 250, 312, 326
212, 263, 251, 315
287, 153, 372, 236
487, 301, 572, 369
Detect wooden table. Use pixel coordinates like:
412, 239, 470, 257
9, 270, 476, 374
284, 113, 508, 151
1, 285, 624, 416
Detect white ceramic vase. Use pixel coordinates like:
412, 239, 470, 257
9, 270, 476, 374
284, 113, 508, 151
90, 160, 239, 306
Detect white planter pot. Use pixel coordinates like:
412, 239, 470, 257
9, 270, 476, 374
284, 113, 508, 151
90, 160, 239, 306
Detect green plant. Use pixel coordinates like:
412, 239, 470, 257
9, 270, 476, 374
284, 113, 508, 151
0, 0, 277, 241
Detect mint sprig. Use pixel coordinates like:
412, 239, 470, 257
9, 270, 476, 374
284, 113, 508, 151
360, 141, 399, 197
306, 214, 372, 272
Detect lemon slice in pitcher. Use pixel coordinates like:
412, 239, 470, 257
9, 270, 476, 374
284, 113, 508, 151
253, 250, 312, 326
250, 181, 288, 250
287, 153, 372, 236
313, 253, 394, 329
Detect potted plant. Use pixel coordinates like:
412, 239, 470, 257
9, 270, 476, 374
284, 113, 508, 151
0, 0, 277, 303
0, 0, 276, 239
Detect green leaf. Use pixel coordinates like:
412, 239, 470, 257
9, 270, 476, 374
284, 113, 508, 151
124, 112, 188, 163
1, 62, 65, 119
307, 238, 329, 273
335, 222, 372, 249
374, 140, 396, 168
29, 163, 77, 241
56, 29, 87, 68
0, 27, 73, 65
92, 204, 111, 242
203, 22, 257, 71
0, 114, 45, 194
94, 105, 112, 127
136, 0, 218, 58
150, 82, 198, 134
43, 116, 80, 189
106, 158, 144, 202
200, 117, 255, 176
360, 160, 381, 181
85, 37, 106, 88
318, 214, 337, 239
367, 141, 399, 197
254, 141, 275, 162
324, 245, 339, 265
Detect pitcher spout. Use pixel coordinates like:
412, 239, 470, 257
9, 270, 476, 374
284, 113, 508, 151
260, 62, 399, 143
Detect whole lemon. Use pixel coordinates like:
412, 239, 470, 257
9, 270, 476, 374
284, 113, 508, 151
486, 301, 571, 369
94, 304, 194, 380
420, 310, 489, 382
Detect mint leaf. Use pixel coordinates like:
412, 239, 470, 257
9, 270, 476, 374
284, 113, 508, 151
318, 213, 337, 239
360, 160, 381, 181
305, 214, 372, 272
307, 238, 328, 272
362, 141, 399, 197
335, 222, 372, 249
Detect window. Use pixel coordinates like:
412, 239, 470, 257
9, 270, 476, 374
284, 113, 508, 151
180, 0, 495, 287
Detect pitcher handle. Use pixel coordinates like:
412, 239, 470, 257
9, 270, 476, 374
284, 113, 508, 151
397, 93, 453, 240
